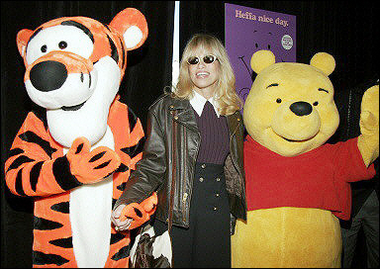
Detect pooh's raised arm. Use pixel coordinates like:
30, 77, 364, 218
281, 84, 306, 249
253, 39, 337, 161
358, 84, 379, 167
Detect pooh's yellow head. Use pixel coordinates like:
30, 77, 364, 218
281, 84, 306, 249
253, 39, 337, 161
243, 50, 340, 157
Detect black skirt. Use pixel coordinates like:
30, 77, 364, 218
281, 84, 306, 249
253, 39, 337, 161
154, 162, 230, 268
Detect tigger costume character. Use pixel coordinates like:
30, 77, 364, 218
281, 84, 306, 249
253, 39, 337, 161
4, 8, 157, 268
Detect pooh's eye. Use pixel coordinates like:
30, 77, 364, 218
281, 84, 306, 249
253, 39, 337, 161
267, 83, 279, 89
59, 41, 68, 49
313, 101, 319, 106
41, 45, 47, 53
276, 98, 282, 104
318, 88, 329, 94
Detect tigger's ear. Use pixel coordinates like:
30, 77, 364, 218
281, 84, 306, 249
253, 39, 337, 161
17, 29, 34, 57
109, 8, 148, 51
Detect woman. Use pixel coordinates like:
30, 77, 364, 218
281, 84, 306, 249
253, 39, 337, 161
111, 33, 247, 268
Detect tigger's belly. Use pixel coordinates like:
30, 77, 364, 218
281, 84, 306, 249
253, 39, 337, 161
66, 126, 115, 268
231, 207, 342, 268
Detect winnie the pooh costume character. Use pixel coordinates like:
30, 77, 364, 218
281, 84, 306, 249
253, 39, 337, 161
4, 8, 157, 268
231, 50, 378, 268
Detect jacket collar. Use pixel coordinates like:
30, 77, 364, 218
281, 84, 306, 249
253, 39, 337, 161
169, 97, 199, 132
168, 96, 242, 136
189, 91, 220, 118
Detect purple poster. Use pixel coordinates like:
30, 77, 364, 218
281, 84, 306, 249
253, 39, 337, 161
225, 3, 296, 103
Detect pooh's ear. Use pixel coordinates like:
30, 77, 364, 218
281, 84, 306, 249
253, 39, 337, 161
109, 8, 148, 51
17, 29, 34, 57
310, 52, 336, 76
250, 50, 276, 74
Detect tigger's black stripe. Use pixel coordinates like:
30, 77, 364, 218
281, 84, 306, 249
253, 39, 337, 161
30, 161, 43, 192
53, 156, 82, 190
110, 233, 126, 245
19, 131, 57, 158
51, 202, 70, 214
134, 207, 143, 218
49, 237, 73, 248
120, 137, 145, 159
75, 143, 84, 154
34, 216, 63, 230
120, 108, 145, 158
104, 170, 115, 179
29, 27, 43, 41
115, 163, 129, 173
111, 245, 130, 261
33, 250, 70, 266
112, 198, 117, 208
89, 151, 106, 162
15, 169, 26, 196
94, 160, 111, 169
116, 182, 127, 191
105, 24, 123, 66
61, 20, 94, 43
119, 36, 126, 69
107, 34, 119, 63
7, 155, 35, 172
8, 148, 24, 158
32, 109, 48, 130
128, 107, 138, 130
26, 27, 43, 52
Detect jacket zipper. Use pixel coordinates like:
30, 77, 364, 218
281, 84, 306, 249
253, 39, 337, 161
183, 128, 201, 224
182, 127, 188, 223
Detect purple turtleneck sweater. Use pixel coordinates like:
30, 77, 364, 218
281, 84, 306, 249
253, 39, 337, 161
193, 101, 230, 165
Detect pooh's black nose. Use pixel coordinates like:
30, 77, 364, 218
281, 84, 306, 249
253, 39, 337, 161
30, 61, 68, 92
290, 101, 313, 116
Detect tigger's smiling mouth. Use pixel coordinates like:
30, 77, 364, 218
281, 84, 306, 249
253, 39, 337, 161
61, 101, 86, 111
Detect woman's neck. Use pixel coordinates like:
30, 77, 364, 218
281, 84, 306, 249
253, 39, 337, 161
193, 86, 215, 100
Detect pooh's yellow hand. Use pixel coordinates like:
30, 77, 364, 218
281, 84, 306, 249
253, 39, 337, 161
358, 84, 379, 167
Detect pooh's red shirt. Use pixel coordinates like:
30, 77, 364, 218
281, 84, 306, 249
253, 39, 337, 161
244, 135, 376, 220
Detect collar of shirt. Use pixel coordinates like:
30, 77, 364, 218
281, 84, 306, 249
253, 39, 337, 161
189, 90, 220, 118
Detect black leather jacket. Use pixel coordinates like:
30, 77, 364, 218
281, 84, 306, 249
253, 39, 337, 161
115, 94, 247, 228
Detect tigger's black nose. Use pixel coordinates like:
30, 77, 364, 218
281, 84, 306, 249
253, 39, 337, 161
30, 61, 67, 92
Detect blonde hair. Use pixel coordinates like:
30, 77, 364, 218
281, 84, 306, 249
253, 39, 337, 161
171, 33, 242, 116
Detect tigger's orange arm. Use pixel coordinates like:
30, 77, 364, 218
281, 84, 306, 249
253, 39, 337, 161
5, 112, 68, 196
5, 112, 121, 197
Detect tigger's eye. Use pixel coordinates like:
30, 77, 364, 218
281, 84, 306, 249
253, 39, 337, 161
59, 41, 68, 49
26, 25, 94, 65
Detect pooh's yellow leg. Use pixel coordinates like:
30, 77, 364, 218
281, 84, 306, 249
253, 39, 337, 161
231, 208, 342, 268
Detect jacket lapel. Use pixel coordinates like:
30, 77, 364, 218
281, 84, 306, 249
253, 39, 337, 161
169, 98, 199, 133
227, 111, 242, 137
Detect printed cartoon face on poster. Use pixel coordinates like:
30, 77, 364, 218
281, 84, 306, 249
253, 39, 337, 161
225, 3, 296, 103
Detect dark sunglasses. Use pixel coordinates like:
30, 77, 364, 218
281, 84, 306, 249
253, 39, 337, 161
187, 54, 218, 65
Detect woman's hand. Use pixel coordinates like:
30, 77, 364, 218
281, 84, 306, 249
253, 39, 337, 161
111, 204, 133, 231
111, 193, 158, 231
